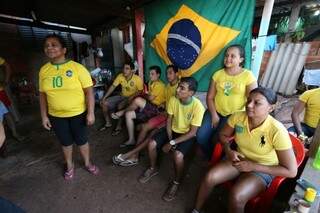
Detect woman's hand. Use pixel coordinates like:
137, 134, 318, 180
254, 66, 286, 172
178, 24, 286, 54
211, 113, 220, 128
162, 143, 172, 153
226, 150, 245, 163
42, 116, 52, 130
232, 160, 256, 172
86, 112, 95, 126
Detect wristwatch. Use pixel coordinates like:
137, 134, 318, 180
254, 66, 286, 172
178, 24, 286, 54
169, 140, 176, 146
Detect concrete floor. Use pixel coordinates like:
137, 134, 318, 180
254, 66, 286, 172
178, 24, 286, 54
0, 94, 298, 213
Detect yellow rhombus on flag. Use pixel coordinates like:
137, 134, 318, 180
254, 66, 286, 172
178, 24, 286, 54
151, 4, 240, 77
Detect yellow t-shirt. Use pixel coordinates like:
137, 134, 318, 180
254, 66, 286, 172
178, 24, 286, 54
228, 111, 292, 166
299, 88, 320, 128
112, 73, 143, 97
165, 82, 178, 109
39, 60, 93, 117
167, 96, 205, 134
148, 80, 166, 106
0, 57, 4, 65
212, 68, 256, 116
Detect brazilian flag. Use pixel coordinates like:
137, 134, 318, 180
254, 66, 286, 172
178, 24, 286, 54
144, 0, 255, 91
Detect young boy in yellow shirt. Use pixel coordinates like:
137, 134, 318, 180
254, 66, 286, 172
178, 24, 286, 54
138, 77, 205, 202
99, 62, 143, 135
112, 65, 179, 165
111, 66, 166, 147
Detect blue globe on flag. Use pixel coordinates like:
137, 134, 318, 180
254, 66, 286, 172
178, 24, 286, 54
167, 19, 202, 70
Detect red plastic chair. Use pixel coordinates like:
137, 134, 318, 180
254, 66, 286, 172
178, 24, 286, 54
210, 133, 305, 213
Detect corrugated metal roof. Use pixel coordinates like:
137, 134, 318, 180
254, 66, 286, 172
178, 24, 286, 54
259, 42, 311, 95
17, 25, 73, 51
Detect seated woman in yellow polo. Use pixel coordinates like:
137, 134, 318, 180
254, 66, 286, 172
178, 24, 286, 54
111, 65, 166, 147
196, 44, 257, 160
192, 87, 297, 213
288, 88, 320, 140
39, 34, 98, 180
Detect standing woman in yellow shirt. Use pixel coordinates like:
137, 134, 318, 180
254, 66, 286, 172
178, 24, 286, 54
197, 45, 257, 160
39, 34, 99, 180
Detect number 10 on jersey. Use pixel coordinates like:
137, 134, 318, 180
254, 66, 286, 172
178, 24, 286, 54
52, 76, 63, 88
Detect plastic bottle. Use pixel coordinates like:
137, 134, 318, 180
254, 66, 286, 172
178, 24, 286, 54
313, 147, 320, 170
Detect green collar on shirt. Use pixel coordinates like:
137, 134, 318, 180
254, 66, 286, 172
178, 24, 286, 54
51, 60, 70, 70
180, 96, 193, 105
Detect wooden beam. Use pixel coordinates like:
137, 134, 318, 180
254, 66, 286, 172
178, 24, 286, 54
132, 8, 144, 79
0, 16, 90, 34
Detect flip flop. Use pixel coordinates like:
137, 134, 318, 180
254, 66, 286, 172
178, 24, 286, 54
86, 164, 99, 175
119, 159, 139, 167
64, 167, 74, 180
111, 129, 122, 136
111, 112, 121, 120
98, 124, 112, 131
112, 154, 126, 165
119, 142, 136, 148
14, 135, 28, 142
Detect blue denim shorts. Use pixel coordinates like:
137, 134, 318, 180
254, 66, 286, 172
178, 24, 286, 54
252, 171, 274, 187
288, 123, 315, 137
0, 101, 8, 122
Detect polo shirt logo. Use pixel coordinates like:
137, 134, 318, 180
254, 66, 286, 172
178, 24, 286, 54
66, 70, 73, 77
235, 124, 244, 133
186, 113, 192, 120
130, 81, 134, 87
260, 135, 266, 147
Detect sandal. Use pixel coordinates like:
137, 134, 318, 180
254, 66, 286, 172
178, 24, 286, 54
98, 123, 112, 131
86, 164, 99, 175
119, 142, 135, 148
119, 159, 139, 167
111, 112, 120, 119
112, 154, 126, 165
138, 167, 159, 183
64, 167, 74, 181
111, 129, 122, 136
162, 181, 180, 202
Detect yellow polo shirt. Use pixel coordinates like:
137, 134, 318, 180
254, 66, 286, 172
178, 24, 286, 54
228, 111, 292, 166
213, 68, 256, 116
113, 73, 143, 97
299, 88, 320, 128
39, 60, 93, 117
0, 57, 4, 65
165, 81, 178, 109
148, 80, 166, 106
167, 96, 205, 134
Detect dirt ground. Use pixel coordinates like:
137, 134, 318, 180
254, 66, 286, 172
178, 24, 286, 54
0, 94, 299, 213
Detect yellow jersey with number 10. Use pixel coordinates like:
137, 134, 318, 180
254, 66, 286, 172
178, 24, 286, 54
39, 60, 93, 118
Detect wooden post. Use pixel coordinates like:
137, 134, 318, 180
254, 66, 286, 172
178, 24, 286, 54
132, 8, 144, 79
285, 0, 302, 41
309, 120, 320, 158
252, 0, 275, 78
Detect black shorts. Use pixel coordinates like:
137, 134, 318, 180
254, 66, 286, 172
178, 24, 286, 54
135, 102, 163, 123
152, 127, 195, 156
49, 112, 88, 146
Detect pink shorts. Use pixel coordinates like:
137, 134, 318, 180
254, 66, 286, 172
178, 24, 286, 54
147, 114, 167, 129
